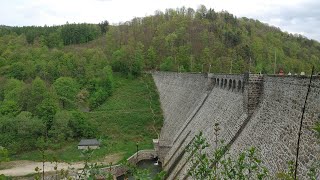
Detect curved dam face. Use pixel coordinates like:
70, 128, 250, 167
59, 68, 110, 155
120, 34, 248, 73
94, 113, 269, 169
152, 72, 320, 179
152, 72, 209, 160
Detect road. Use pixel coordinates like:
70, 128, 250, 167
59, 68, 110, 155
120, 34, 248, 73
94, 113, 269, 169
0, 153, 123, 177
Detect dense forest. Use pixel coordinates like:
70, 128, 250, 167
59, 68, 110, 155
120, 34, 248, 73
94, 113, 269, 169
0, 21, 108, 47
0, 5, 319, 156
104, 6, 320, 74
0, 23, 113, 154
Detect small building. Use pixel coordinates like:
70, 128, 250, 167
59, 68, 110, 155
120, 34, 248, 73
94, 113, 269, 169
78, 139, 100, 150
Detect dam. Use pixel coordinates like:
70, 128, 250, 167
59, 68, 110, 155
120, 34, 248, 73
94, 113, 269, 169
152, 72, 320, 179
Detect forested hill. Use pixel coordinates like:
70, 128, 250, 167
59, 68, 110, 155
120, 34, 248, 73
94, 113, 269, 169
0, 21, 109, 47
0, 5, 319, 76
104, 6, 320, 74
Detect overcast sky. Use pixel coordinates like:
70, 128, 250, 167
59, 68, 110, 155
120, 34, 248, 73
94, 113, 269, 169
0, 0, 319, 41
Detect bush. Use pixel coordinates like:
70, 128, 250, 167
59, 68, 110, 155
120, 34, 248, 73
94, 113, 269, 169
160, 56, 175, 71
0, 112, 45, 153
49, 111, 73, 141
112, 60, 130, 75
89, 88, 108, 109
68, 111, 97, 138
88, 66, 114, 109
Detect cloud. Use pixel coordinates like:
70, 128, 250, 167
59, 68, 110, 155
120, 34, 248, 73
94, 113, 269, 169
250, 0, 320, 41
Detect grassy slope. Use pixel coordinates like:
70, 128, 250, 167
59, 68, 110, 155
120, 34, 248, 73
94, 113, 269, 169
12, 73, 163, 163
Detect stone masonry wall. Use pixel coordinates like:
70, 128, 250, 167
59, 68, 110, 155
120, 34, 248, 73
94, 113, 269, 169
229, 75, 320, 178
152, 73, 247, 179
298, 75, 320, 177
165, 87, 247, 179
152, 72, 208, 162
152, 72, 320, 179
243, 73, 264, 115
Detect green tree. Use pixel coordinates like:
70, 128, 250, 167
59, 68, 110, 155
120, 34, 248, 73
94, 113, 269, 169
101, 65, 114, 96
36, 97, 58, 135
98, 20, 109, 34
132, 42, 144, 77
45, 32, 63, 48
165, 33, 178, 63
53, 77, 79, 109
0, 100, 20, 116
111, 49, 130, 75
9, 62, 26, 80
49, 111, 73, 143
177, 45, 191, 71
146, 46, 157, 69
27, 77, 48, 114
68, 111, 97, 138
3, 78, 24, 102
160, 56, 175, 71
0, 147, 9, 163
15, 112, 45, 151
87, 66, 114, 109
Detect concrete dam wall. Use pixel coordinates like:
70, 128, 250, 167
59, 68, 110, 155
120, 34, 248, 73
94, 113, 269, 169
152, 72, 209, 160
152, 72, 320, 179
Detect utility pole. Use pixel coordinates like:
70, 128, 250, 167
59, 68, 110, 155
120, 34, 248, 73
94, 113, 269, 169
209, 64, 212, 73
190, 55, 193, 72
294, 66, 314, 180
249, 57, 252, 73
230, 58, 233, 74
274, 50, 277, 74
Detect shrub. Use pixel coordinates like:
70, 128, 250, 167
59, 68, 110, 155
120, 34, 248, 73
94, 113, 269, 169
68, 111, 97, 138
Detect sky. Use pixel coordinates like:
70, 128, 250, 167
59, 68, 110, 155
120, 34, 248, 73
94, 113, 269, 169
0, 0, 319, 41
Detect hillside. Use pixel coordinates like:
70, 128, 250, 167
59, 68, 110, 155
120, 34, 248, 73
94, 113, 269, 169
8, 74, 162, 162
103, 6, 320, 74
1, 6, 319, 75
0, 32, 162, 163
62, 7, 320, 75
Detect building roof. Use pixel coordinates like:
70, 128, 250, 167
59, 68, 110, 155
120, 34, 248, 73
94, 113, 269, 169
78, 139, 100, 146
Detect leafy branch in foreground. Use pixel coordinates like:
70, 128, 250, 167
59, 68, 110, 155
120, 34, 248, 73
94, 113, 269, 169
187, 130, 268, 180
188, 120, 320, 180
276, 159, 320, 180
76, 148, 113, 180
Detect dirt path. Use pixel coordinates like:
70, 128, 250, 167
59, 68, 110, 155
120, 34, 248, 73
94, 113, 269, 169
0, 153, 123, 177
